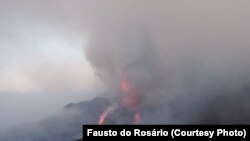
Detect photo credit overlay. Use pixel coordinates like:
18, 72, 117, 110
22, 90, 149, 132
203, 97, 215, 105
83, 125, 249, 140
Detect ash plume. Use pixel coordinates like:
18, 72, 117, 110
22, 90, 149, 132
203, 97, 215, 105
84, 0, 250, 124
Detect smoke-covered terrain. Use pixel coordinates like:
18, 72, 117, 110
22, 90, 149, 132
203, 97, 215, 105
1, 0, 250, 141
0, 97, 108, 141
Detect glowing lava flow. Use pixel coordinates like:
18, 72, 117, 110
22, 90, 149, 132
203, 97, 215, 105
98, 106, 115, 125
134, 112, 141, 124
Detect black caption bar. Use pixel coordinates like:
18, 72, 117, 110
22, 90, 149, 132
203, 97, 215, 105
83, 125, 249, 140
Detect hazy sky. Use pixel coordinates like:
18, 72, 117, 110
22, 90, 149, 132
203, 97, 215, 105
0, 0, 98, 132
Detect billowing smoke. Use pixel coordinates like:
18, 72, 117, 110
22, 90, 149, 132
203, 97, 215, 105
84, 0, 250, 124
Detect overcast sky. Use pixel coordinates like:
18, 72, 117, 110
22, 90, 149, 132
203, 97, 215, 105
0, 0, 98, 132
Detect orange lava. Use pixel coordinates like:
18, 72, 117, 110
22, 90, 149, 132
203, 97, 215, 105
120, 74, 142, 124
120, 79, 135, 95
134, 112, 141, 124
120, 78, 140, 110
98, 72, 142, 124
98, 106, 114, 125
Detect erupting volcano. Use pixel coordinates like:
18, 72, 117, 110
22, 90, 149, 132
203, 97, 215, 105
98, 72, 142, 124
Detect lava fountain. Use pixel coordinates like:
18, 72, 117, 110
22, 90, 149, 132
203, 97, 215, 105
98, 72, 142, 124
